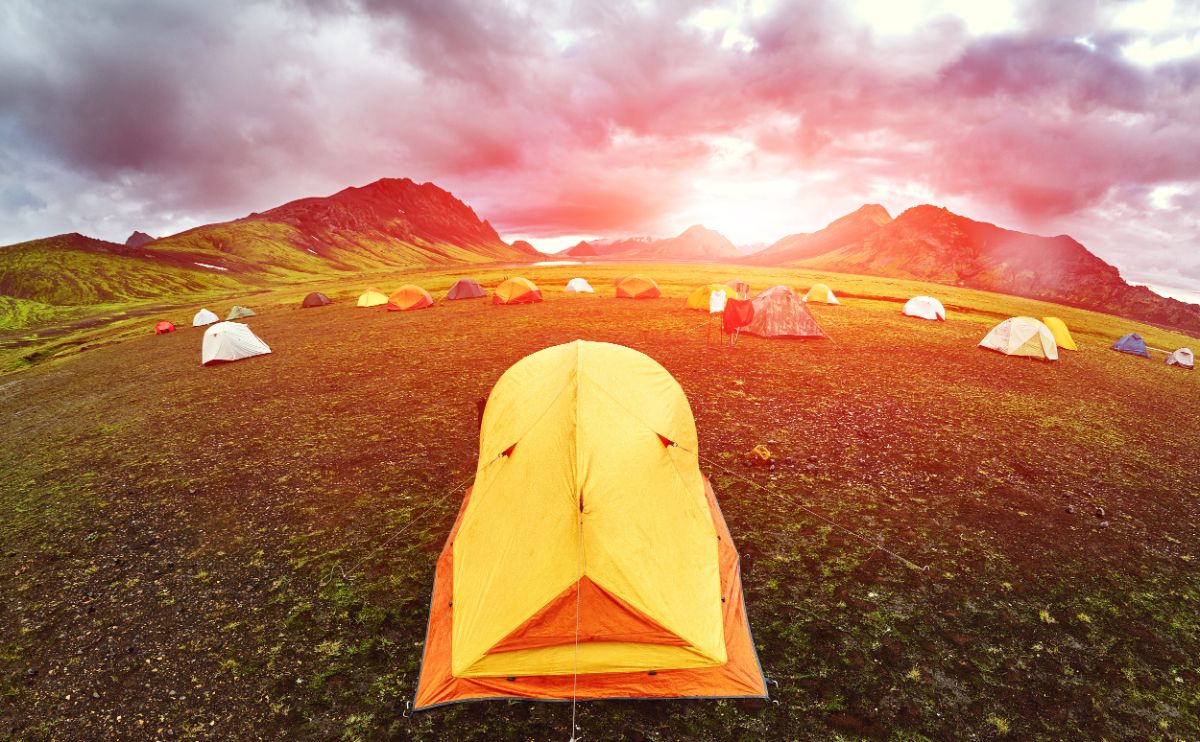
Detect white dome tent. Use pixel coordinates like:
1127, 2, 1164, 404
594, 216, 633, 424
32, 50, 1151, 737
564, 277, 594, 293
201, 322, 272, 366
902, 296, 945, 321
979, 317, 1059, 361
1167, 348, 1194, 370
192, 308, 219, 327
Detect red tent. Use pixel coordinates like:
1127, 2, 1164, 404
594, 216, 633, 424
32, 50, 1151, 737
154, 321, 176, 335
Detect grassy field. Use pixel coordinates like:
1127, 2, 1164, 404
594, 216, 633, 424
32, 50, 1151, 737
1, 263, 1198, 740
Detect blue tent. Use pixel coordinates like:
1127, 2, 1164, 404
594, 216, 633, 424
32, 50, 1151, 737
1111, 333, 1150, 358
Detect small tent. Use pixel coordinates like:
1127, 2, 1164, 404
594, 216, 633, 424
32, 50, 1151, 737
903, 296, 945, 321
1167, 348, 1194, 369
686, 284, 729, 311
979, 317, 1058, 361
412, 341, 767, 709
803, 283, 840, 305
301, 292, 331, 308
357, 288, 388, 308
565, 277, 594, 294
615, 274, 661, 299
740, 286, 827, 339
192, 308, 219, 327
1042, 317, 1077, 351
388, 285, 434, 312
1111, 333, 1150, 358
226, 305, 256, 320
447, 279, 486, 300
201, 322, 271, 366
492, 277, 543, 305
154, 321, 176, 335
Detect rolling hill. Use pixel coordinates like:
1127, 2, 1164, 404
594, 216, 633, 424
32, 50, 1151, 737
0, 178, 538, 326
751, 204, 1200, 335
565, 225, 740, 260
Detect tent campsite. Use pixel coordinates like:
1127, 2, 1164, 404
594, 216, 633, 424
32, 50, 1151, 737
357, 288, 388, 308
226, 305, 256, 320
301, 292, 331, 308
1042, 317, 1078, 351
154, 321, 176, 335
565, 277, 595, 294
1111, 333, 1150, 358
201, 322, 271, 366
492, 277, 543, 305
803, 283, 840, 305
903, 296, 945, 321
192, 308, 219, 327
740, 286, 827, 339
387, 285, 434, 312
686, 284, 729, 311
412, 340, 767, 709
1167, 348, 1194, 369
447, 279, 486, 300
979, 317, 1059, 361
615, 275, 661, 299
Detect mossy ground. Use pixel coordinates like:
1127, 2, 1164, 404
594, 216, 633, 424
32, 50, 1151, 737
1, 263, 1197, 740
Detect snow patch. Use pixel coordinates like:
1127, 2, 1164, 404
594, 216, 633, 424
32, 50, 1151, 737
194, 262, 230, 272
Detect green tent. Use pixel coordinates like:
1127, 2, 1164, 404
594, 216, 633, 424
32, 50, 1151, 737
227, 305, 256, 320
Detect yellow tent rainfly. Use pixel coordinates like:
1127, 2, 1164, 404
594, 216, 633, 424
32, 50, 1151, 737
413, 340, 767, 709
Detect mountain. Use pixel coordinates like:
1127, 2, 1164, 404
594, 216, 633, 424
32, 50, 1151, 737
509, 240, 542, 257
748, 204, 892, 264
0, 178, 537, 327
564, 236, 654, 258
125, 231, 156, 248
564, 225, 739, 260
142, 178, 534, 274
778, 204, 1200, 334
0, 233, 240, 308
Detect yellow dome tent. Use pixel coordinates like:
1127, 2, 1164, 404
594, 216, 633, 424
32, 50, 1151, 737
979, 317, 1059, 361
803, 283, 840, 305
413, 341, 767, 709
1041, 317, 1078, 351
356, 287, 388, 308
686, 284, 729, 311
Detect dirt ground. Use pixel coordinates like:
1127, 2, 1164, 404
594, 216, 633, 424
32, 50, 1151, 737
1, 264, 1198, 740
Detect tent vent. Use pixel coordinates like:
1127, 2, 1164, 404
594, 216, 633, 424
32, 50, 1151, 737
656, 434, 674, 448
501, 443, 516, 458
648, 670, 657, 676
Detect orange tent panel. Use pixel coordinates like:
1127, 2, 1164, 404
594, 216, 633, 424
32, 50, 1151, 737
615, 275, 660, 299
492, 277, 543, 305
413, 477, 766, 708
387, 285, 434, 311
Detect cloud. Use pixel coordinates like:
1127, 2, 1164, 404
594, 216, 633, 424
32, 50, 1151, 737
0, 0, 1198, 286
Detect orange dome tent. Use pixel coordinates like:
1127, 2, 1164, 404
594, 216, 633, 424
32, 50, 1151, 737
492, 277, 543, 305
413, 341, 768, 710
387, 285, 434, 311
154, 321, 176, 335
615, 274, 660, 299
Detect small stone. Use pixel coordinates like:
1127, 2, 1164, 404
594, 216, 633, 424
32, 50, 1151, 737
1099, 521, 1110, 528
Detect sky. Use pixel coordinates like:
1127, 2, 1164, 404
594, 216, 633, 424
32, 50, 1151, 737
1, 0, 1198, 290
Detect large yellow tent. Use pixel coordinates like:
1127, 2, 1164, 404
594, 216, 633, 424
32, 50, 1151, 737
356, 288, 388, 308
686, 284, 729, 311
413, 341, 767, 709
1041, 317, 1078, 351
